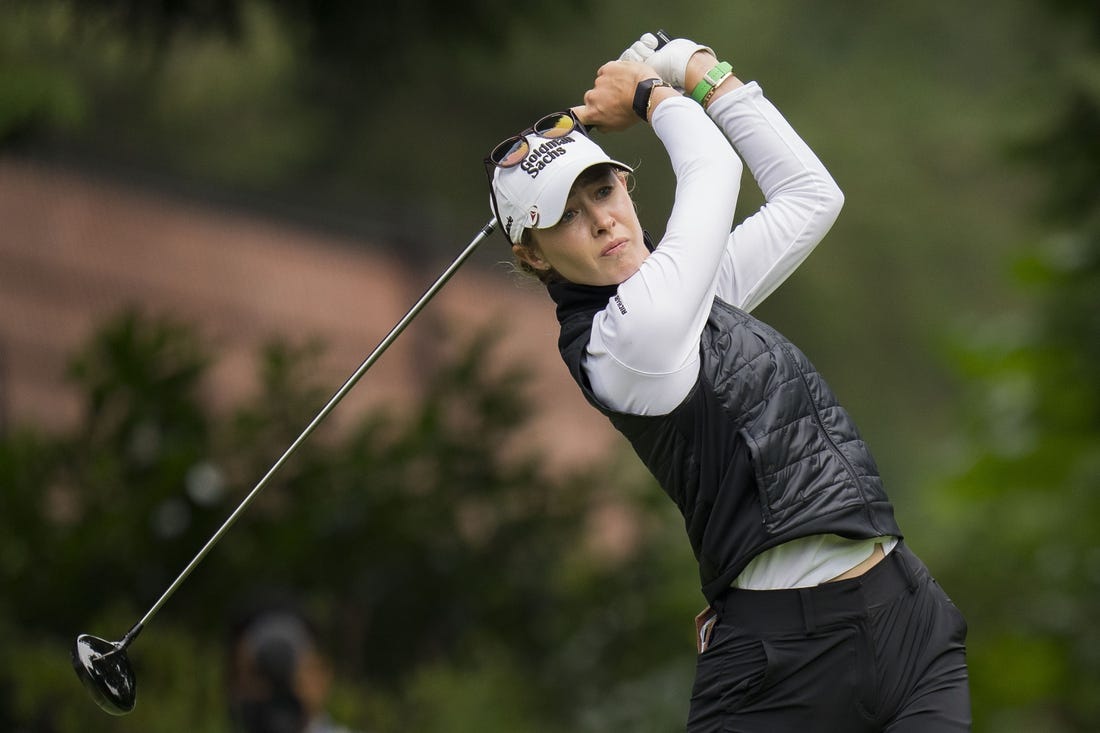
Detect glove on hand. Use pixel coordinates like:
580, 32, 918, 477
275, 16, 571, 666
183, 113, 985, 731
619, 32, 714, 91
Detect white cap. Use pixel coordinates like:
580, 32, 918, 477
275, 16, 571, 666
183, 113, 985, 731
490, 132, 632, 244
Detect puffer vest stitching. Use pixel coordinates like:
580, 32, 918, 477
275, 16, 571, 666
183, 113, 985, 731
551, 283, 902, 603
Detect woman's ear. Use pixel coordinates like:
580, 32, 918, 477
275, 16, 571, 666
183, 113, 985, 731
512, 241, 551, 271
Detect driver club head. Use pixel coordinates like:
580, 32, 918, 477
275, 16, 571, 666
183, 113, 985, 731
71, 634, 137, 715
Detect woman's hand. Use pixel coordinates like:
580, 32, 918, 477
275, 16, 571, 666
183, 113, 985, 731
574, 60, 674, 132
619, 33, 714, 92
618, 32, 743, 109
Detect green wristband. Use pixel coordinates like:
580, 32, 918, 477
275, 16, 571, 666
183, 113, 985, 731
690, 61, 734, 104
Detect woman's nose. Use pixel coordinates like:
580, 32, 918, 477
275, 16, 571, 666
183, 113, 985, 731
591, 205, 615, 234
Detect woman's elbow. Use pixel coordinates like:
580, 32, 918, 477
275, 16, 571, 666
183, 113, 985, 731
717, 149, 744, 211
724, 147, 745, 181
819, 175, 845, 225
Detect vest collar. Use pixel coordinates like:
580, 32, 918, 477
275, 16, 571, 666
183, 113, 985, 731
547, 279, 618, 326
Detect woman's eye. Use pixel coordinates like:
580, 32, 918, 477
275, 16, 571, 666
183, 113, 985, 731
596, 185, 613, 198
560, 209, 577, 223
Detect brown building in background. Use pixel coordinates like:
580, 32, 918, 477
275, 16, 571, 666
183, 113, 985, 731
0, 156, 623, 473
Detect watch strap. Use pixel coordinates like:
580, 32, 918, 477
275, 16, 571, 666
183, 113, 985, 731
633, 77, 671, 121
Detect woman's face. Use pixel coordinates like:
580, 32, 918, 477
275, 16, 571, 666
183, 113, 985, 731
513, 167, 648, 287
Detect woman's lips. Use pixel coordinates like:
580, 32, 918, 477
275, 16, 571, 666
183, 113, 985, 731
602, 239, 628, 256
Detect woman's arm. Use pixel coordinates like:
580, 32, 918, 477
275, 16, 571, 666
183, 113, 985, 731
708, 83, 845, 312
576, 62, 743, 416
579, 57, 842, 415
618, 36, 844, 312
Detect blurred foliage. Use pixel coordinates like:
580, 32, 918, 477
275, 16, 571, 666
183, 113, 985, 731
923, 0, 1100, 731
58, 0, 584, 74
2, 0, 1100, 730
0, 0, 590, 200
0, 309, 699, 731
0, 0, 1061, 499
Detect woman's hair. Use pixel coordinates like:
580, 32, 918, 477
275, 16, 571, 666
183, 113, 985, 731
510, 164, 633, 285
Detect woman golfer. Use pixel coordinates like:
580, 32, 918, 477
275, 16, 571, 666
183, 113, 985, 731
484, 32, 970, 732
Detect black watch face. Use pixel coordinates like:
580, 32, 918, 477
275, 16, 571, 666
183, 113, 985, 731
633, 78, 659, 120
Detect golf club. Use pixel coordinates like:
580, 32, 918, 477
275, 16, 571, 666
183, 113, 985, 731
72, 218, 497, 715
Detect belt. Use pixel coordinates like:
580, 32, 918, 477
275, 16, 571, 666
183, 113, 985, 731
715, 543, 924, 634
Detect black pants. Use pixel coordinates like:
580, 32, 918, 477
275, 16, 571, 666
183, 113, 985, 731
687, 543, 970, 732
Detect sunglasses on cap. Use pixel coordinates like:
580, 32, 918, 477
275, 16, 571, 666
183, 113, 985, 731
485, 110, 589, 170
483, 110, 590, 242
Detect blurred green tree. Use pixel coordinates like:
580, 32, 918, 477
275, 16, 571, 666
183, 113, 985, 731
0, 308, 698, 732
61, 0, 585, 73
0, 0, 587, 167
929, 0, 1100, 730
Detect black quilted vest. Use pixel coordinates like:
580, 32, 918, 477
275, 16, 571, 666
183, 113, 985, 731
550, 280, 902, 603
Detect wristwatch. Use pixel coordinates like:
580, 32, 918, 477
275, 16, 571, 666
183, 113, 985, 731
633, 77, 673, 121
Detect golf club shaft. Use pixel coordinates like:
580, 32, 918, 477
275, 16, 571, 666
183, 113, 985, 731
122, 218, 498, 646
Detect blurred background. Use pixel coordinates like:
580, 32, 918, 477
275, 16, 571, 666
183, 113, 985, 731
1, 0, 1097, 730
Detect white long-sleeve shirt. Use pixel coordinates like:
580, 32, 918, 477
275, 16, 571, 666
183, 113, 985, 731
582, 84, 894, 590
